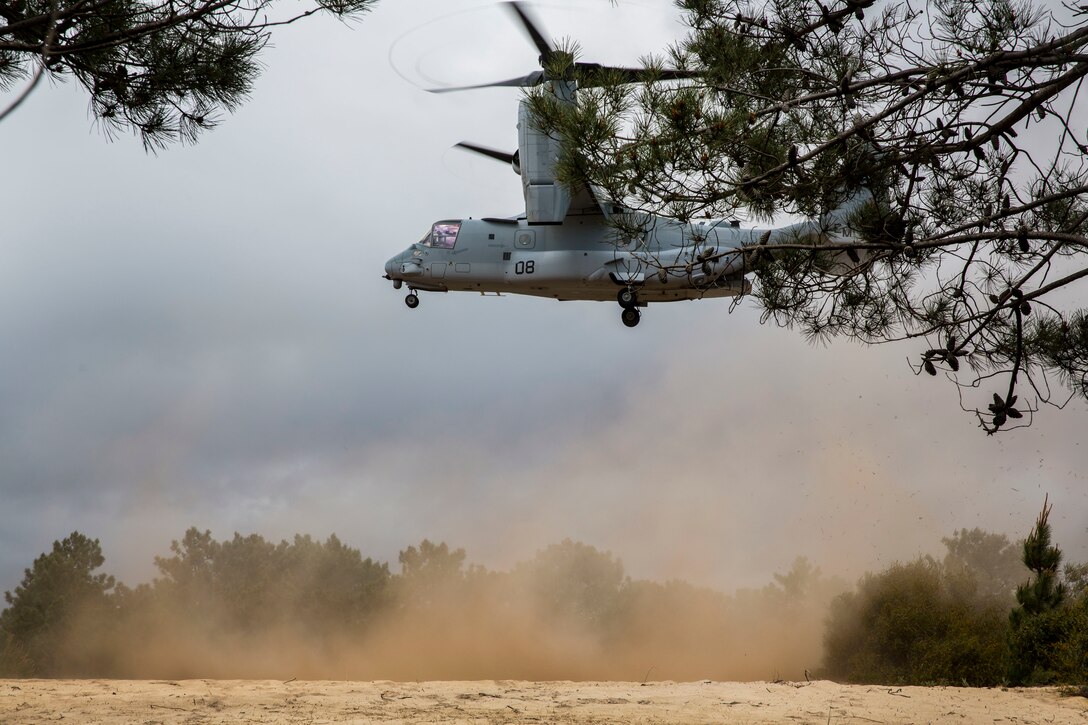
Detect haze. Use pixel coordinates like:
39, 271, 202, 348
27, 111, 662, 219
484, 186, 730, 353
1, 0, 1086, 602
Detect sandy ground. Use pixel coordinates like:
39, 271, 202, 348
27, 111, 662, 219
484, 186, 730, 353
2, 679, 1086, 724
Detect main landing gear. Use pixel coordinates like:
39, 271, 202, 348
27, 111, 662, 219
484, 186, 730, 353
405, 292, 419, 309
618, 287, 641, 327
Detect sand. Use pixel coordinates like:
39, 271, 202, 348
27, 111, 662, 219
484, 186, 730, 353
2, 679, 1086, 723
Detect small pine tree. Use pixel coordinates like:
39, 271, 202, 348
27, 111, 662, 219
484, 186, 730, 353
1012, 497, 1066, 621
1007, 497, 1069, 684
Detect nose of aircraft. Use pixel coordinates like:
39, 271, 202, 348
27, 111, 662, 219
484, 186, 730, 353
384, 251, 407, 289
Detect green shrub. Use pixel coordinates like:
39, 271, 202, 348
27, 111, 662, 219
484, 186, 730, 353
822, 558, 1007, 685
1007, 607, 1075, 684
0, 633, 34, 677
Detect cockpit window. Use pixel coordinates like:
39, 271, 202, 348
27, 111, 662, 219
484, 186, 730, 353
428, 221, 460, 249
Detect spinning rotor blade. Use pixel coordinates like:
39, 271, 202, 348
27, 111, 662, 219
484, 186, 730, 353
504, 1, 554, 61
455, 142, 516, 165
573, 63, 702, 86
424, 3, 701, 94
427, 66, 696, 93
651, 69, 703, 81
427, 71, 544, 93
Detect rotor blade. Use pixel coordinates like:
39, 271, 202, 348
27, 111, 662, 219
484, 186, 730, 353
426, 70, 544, 93
643, 68, 703, 81
575, 63, 702, 86
455, 142, 516, 165
504, 1, 553, 60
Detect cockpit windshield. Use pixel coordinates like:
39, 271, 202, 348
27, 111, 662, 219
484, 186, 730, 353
418, 220, 461, 249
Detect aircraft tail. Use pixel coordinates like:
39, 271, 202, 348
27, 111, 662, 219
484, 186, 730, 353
761, 187, 880, 276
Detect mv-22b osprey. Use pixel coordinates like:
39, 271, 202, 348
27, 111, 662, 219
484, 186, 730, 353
383, 2, 871, 327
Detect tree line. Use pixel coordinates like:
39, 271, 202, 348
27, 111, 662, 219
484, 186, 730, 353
1, 503, 1085, 684
0, 533, 841, 680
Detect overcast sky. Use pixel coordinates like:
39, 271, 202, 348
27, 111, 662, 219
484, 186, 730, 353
1, 0, 1086, 596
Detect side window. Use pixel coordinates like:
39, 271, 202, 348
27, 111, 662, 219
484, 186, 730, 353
431, 222, 460, 249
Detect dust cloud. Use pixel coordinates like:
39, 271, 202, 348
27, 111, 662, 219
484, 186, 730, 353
43, 541, 844, 682
17, 317, 1085, 682
312, 321, 1087, 598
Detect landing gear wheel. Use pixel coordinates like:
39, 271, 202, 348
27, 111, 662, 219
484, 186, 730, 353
405, 293, 419, 309
617, 287, 638, 308
621, 307, 641, 327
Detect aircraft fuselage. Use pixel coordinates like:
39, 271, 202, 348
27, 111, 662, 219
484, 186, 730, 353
383, 213, 754, 304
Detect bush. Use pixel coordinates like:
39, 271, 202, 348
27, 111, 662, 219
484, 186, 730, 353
1054, 596, 1088, 685
1006, 586, 1088, 685
0, 633, 34, 677
822, 558, 1007, 685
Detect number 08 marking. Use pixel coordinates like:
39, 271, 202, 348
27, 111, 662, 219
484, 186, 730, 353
514, 260, 535, 275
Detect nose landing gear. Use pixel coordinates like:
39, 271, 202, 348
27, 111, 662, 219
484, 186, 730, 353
621, 306, 641, 327
405, 292, 419, 309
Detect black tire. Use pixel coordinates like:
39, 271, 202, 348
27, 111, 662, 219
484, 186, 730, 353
621, 307, 640, 327
617, 287, 637, 308
405, 293, 419, 309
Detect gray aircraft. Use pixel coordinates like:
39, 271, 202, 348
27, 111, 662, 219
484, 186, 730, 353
383, 2, 870, 327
